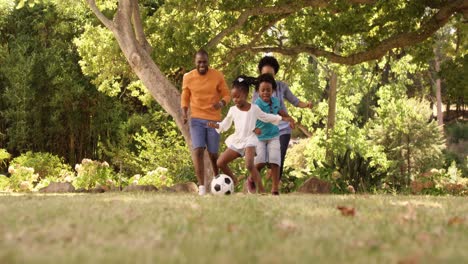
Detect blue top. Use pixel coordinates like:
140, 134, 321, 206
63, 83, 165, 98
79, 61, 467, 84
255, 97, 281, 140
252, 80, 299, 136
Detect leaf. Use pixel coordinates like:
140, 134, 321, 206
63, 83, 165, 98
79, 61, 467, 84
337, 206, 356, 216
448, 216, 465, 226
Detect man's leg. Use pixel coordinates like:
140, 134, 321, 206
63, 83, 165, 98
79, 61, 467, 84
191, 147, 205, 186
207, 124, 221, 176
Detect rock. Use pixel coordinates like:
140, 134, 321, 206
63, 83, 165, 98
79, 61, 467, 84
166, 182, 198, 193
123, 184, 158, 192
39, 182, 75, 193
90, 186, 106, 193
297, 177, 331, 194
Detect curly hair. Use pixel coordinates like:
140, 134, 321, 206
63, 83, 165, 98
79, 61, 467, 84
255, 73, 277, 91
258, 56, 280, 74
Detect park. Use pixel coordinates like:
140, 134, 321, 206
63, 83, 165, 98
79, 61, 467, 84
0, 0, 467, 263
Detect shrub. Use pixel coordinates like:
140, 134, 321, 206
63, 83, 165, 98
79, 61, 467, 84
11, 151, 73, 181
128, 167, 173, 188
73, 159, 116, 190
7, 165, 39, 192
0, 174, 9, 191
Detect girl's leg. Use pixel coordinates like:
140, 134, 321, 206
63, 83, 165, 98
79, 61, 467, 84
270, 164, 280, 194
217, 148, 241, 185
245, 146, 265, 193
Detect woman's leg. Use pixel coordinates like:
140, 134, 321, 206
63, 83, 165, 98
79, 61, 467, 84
279, 133, 291, 180
216, 148, 241, 185
245, 146, 265, 193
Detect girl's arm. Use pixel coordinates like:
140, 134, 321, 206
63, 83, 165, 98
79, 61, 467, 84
254, 105, 282, 125
278, 109, 295, 129
209, 108, 233, 133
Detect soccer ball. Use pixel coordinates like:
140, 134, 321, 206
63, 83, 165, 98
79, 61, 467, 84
211, 174, 234, 195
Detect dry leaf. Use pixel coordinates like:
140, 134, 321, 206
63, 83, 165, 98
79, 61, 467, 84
227, 223, 238, 233
448, 216, 465, 226
337, 206, 356, 216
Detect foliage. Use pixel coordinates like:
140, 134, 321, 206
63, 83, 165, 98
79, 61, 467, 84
73, 158, 115, 190
11, 151, 73, 181
0, 174, 9, 191
128, 167, 173, 188
7, 165, 38, 192
0, 148, 10, 166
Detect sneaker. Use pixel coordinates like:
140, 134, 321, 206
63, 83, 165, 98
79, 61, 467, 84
198, 185, 206, 196
247, 177, 256, 194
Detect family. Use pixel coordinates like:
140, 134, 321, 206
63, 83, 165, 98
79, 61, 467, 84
181, 50, 313, 195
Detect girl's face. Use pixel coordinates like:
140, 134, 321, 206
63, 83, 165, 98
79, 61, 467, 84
231, 87, 248, 108
258, 82, 273, 103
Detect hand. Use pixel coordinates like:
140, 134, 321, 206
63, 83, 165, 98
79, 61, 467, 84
207, 121, 219, 129
305, 101, 313, 109
286, 117, 295, 129
182, 113, 188, 124
212, 100, 225, 110
253, 128, 262, 135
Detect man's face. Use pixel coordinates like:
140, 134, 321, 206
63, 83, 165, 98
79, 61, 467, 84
195, 54, 209, 75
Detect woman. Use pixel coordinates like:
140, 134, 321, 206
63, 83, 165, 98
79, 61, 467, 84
252, 56, 313, 182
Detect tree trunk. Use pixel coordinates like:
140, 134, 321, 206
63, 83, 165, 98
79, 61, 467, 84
87, 0, 220, 184
434, 47, 443, 127
325, 71, 338, 164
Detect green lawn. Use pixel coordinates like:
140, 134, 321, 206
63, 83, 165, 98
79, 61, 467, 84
0, 193, 467, 264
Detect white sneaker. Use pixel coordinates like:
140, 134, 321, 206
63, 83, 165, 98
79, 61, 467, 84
198, 185, 206, 196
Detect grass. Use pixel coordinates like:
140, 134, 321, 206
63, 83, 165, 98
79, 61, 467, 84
0, 193, 467, 264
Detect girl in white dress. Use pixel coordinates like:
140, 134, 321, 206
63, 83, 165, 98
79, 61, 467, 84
208, 76, 293, 193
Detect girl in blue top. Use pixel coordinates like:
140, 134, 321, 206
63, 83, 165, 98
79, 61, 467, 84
253, 74, 295, 195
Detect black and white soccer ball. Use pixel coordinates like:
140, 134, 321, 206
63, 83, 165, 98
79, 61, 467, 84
211, 174, 234, 195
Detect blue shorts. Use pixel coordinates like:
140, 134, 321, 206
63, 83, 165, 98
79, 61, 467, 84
189, 118, 220, 153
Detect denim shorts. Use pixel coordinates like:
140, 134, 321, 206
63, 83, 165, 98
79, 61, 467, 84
189, 118, 220, 153
254, 137, 281, 165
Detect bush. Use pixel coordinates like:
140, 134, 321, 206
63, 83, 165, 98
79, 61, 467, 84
7, 165, 38, 192
0, 174, 9, 191
73, 159, 116, 190
11, 151, 73, 181
128, 167, 173, 188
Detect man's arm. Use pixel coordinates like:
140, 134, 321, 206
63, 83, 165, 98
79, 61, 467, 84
181, 75, 191, 124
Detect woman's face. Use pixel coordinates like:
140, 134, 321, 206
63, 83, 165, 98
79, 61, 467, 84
258, 82, 273, 103
261, 65, 276, 76
231, 87, 247, 107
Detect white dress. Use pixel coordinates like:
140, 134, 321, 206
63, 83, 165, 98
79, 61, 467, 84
216, 104, 281, 150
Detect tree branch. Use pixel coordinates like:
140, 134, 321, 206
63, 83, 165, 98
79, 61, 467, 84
131, 1, 153, 54
87, 0, 114, 30
247, 0, 466, 65
207, 0, 377, 48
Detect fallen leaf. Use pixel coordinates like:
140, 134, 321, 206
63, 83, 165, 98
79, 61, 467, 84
337, 206, 356, 216
448, 216, 465, 226
397, 254, 421, 264
227, 223, 238, 233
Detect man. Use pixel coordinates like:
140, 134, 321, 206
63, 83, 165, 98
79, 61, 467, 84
181, 49, 230, 195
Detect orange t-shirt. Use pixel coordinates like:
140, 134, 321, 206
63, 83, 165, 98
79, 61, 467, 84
181, 68, 230, 121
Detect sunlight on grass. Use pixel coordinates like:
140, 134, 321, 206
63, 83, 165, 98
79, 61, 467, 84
0, 193, 467, 264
